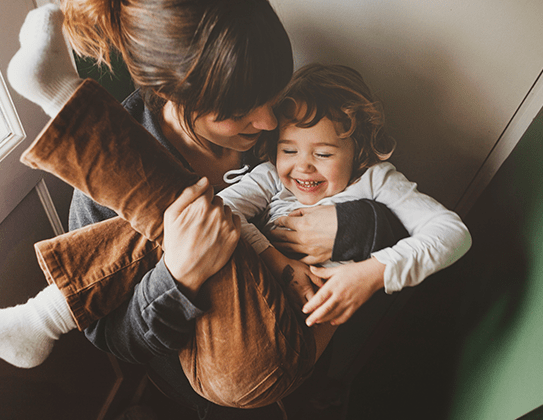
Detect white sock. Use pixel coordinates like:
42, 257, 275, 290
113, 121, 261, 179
7, 3, 82, 118
0, 284, 77, 369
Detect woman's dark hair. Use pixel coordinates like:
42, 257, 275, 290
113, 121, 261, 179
61, 0, 293, 139
257, 63, 396, 180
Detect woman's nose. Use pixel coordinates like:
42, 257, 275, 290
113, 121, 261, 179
250, 104, 277, 131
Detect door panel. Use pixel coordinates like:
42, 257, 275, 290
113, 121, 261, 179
0, 0, 52, 225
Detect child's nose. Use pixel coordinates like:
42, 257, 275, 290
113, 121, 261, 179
295, 156, 315, 172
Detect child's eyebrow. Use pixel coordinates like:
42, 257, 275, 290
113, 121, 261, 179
277, 139, 340, 148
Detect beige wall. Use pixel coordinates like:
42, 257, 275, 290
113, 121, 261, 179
271, 0, 543, 213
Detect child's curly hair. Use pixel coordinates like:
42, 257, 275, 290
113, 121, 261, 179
257, 63, 395, 181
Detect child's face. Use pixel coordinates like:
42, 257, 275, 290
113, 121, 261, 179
276, 117, 355, 205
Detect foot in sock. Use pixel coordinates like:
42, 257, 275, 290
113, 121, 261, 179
0, 284, 77, 368
7, 3, 82, 118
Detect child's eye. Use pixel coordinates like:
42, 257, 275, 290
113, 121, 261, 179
281, 149, 297, 154
316, 153, 332, 158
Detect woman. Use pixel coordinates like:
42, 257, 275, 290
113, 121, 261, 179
4, 0, 420, 417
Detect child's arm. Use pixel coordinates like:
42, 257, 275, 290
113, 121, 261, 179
218, 162, 278, 253
218, 162, 318, 307
301, 162, 471, 326
365, 162, 472, 294
260, 246, 318, 308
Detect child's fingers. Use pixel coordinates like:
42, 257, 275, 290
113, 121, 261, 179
302, 286, 331, 315
307, 269, 325, 288
305, 295, 339, 327
315, 302, 356, 326
309, 265, 331, 287
303, 286, 315, 303
292, 275, 316, 305
329, 310, 354, 326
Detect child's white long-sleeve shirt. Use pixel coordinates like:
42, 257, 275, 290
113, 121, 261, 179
218, 161, 471, 294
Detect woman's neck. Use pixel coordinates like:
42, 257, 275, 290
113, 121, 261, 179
160, 102, 214, 154
160, 102, 241, 191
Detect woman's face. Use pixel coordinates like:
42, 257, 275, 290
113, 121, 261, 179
194, 102, 278, 152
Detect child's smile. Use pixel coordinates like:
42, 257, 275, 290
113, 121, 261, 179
295, 179, 324, 189
276, 117, 355, 205
292, 177, 328, 198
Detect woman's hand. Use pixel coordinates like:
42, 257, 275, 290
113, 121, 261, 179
163, 177, 241, 299
269, 205, 337, 265
302, 258, 386, 327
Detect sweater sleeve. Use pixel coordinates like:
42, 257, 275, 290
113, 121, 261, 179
333, 198, 409, 262
69, 188, 205, 362
218, 162, 280, 255
68, 189, 117, 231
84, 258, 204, 364
365, 163, 471, 293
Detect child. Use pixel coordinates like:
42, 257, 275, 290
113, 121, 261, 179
217, 63, 470, 327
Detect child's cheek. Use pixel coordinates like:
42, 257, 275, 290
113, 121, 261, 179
330, 161, 353, 193
275, 157, 289, 181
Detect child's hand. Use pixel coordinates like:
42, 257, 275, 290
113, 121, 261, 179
303, 258, 386, 327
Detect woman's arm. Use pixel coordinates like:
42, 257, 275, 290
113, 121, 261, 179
85, 259, 205, 363
269, 205, 337, 264
81, 179, 241, 362
71, 188, 200, 362
162, 180, 241, 299
69, 189, 118, 230
270, 197, 407, 265
275, 163, 470, 326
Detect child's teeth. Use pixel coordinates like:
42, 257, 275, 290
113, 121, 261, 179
298, 180, 320, 187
